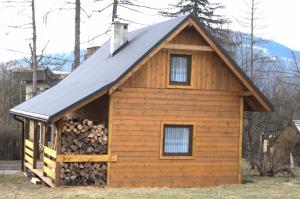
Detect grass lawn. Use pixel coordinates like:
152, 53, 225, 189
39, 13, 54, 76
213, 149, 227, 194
0, 167, 299, 199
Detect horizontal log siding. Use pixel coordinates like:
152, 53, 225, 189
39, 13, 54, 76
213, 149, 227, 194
110, 88, 240, 187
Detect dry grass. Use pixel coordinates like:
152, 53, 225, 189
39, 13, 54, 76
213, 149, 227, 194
0, 167, 299, 199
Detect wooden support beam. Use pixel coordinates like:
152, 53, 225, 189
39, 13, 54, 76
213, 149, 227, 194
23, 119, 30, 172
163, 43, 214, 51
32, 121, 38, 169
54, 119, 63, 187
56, 154, 117, 163
43, 124, 49, 147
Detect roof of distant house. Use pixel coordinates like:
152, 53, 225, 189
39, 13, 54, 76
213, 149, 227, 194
293, 120, 300, 132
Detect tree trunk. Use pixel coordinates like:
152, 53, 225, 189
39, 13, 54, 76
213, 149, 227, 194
73, 0, 81, 70
250, 0, 254, 77
31, 0, 37, 96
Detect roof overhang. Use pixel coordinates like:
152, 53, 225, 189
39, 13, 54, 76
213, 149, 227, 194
10, 109, 50, 122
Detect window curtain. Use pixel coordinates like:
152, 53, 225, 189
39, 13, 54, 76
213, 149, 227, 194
164, 126, 190, 153
170, 56, 188, 83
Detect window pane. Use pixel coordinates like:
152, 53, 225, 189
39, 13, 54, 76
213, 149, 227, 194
164, 126, 190, 154
170, 55, 189, 83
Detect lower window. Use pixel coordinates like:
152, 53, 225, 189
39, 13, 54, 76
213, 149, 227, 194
163, 124, 193, 156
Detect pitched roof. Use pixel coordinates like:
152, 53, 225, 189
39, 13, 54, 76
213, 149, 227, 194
10, 14, 273, 122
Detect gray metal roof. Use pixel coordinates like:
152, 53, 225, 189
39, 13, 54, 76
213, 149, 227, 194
10, 15, 188, 121
10, 14, 273, 122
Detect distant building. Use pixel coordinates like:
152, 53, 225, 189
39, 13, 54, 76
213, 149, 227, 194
13, 68, 68, 99
271, 120, 300, 166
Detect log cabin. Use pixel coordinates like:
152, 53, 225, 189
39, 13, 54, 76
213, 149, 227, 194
10, 14, 273, 187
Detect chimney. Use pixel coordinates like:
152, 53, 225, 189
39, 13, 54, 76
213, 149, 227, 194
85, 46, 100, 60
110, 21, 128, 55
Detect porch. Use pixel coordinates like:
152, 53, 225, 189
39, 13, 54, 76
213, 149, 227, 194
22, 94, 117, 187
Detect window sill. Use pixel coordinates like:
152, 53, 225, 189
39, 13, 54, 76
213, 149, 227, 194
159, 155, 195, 160
167, 84, 194, 89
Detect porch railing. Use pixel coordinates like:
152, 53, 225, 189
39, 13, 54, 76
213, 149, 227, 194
24, 139, 34, 166
43, 146, 57, 180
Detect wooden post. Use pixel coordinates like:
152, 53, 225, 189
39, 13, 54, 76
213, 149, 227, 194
43, 124, 49, 147
24, 119, 30, 172
32, 121, 38, 169
42, 124, 49, 177
54, 119, 64, 187
107, 95, 114, 186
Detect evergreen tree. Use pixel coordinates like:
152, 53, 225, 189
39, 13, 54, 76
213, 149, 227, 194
160, 0, 230, 43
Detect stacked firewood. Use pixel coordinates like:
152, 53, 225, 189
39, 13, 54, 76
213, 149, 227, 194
60, 162, 107, 186
61, 119, 108, 155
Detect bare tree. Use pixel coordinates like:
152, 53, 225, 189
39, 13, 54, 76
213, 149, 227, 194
112, 0, 118, 22
73, 0, 81, 70
30, 0, 38, 96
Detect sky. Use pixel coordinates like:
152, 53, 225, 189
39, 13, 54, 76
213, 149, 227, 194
0, 0, 299, 62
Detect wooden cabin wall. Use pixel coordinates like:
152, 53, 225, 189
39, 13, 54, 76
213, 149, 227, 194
123, 27, 244, 92
110, 88, 241, 187
109, 27, 244, 187
67, 94, 109, 126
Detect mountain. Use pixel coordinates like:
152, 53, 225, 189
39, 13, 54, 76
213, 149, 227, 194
8, 33, 300, 73
234, 32, 300, 70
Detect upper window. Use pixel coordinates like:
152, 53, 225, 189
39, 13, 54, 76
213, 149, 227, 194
169, 54, 191, 85
163, 125, 193, 156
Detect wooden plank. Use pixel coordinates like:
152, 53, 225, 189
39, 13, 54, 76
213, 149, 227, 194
24, 147, 33, 157
163, 44, 214, 52
44, 146, 57, 158
25, 139, 33, 150
24, 154, 33, 165
119, 87, 244, 95
43, 166, 55, 179
43, 156, 56, 169
24, 162, 55, 187
56, 154, 117, 163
